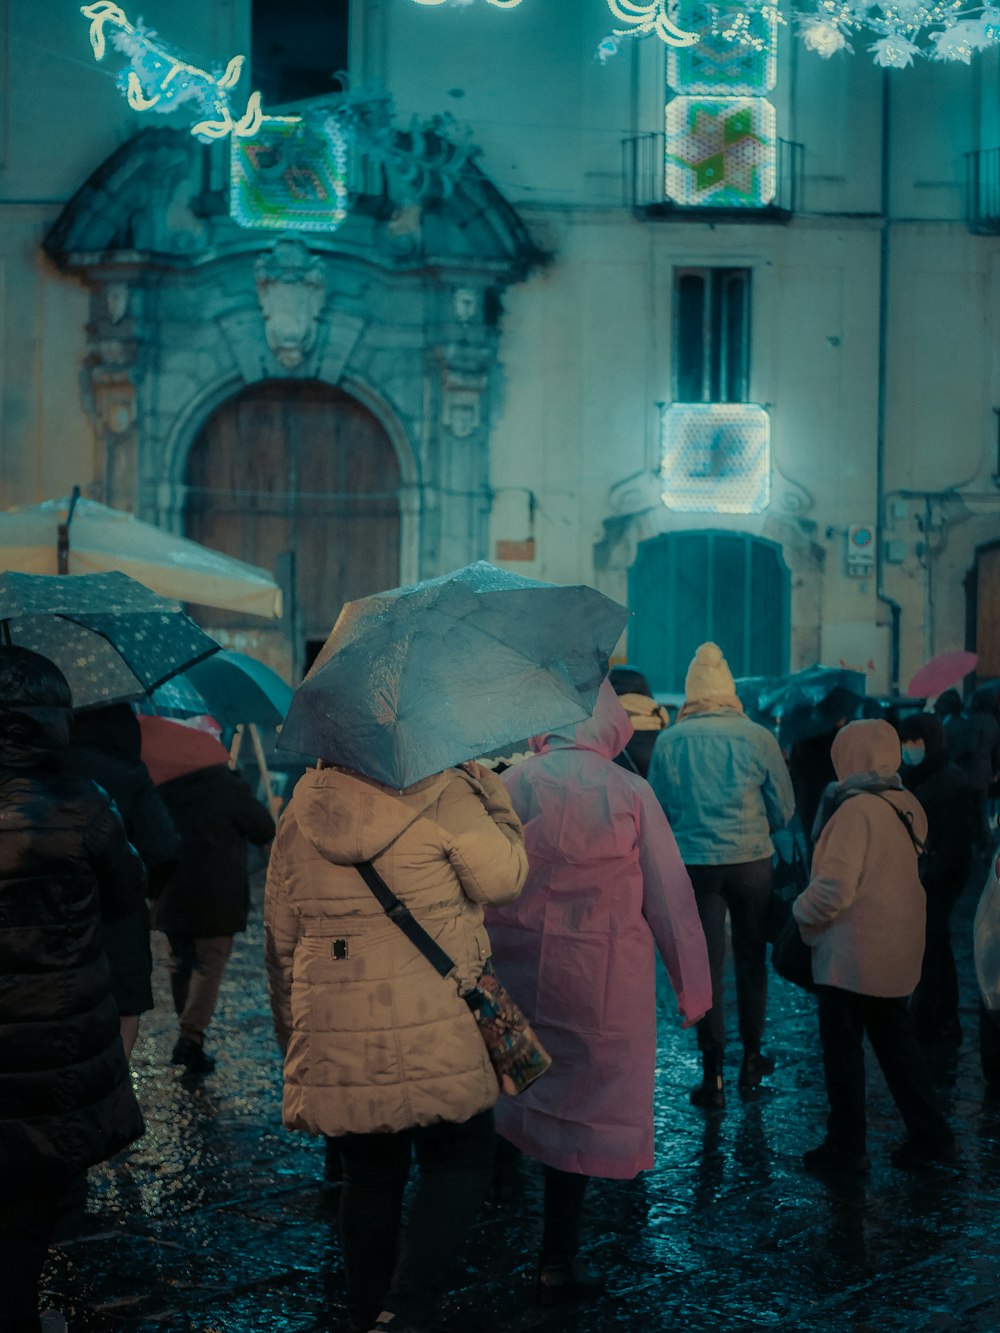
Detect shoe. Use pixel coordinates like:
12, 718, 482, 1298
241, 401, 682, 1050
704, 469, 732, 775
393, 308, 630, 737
689, 1073, 725, 1110
39, 1312, 68, 1333
802, 1140, 871, 1175
537, 1254, 605, 1307
171, 1035, 216, 1073
365, 1314, 429, 1333
738, 1050, 775, 1094
890, 1136, 957, 1168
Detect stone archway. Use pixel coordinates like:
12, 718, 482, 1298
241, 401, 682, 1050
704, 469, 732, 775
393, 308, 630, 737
184, 380, 401, 678
43, 125, 541, 656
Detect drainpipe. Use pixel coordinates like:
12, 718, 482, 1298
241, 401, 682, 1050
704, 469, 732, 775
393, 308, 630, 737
56, 485, 81, 576
875, 72, 902, 694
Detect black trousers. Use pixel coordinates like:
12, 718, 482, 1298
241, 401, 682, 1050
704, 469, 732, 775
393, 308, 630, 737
816, 986, 952, 1151
687, 858, 773, 1065
338, 1109, 495, 1329
0, 1166, 65, 1333
910, 875, 967, 1039
541, 1166, 589, 1260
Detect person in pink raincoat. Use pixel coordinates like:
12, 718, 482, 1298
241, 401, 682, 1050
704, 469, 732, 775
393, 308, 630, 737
485, 680, 711, 1308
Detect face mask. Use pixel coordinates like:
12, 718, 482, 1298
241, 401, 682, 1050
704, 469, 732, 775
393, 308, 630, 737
901, 745, 925, 767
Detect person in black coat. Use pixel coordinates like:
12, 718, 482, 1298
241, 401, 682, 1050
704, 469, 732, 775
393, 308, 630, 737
897, 713, 977, 1042
151, 761, 275, 1073
62, 705, 180, 1059
0, 647, 146, 1333
608, 665, 670, 779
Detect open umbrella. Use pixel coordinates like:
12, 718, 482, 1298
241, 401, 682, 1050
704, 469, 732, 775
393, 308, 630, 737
759, 665, 867, 720
278, 561, 630, 788
0, 570, 219, 710
907, 650, 978, 700
138, 714, 232, 786
185, 650, 293, 729
0, 491, 281, 619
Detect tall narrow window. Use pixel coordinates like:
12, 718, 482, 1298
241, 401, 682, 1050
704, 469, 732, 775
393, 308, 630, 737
252, 0, 350, 108
674, 267, 751, 403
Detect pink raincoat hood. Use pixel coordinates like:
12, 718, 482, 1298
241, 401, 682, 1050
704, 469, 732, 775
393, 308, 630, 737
831, 718, 901, 781
530, 679, 634, 760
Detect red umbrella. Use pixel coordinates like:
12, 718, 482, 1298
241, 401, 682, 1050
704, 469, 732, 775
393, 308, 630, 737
138, 714, 230, 786
907, 650, 978, 699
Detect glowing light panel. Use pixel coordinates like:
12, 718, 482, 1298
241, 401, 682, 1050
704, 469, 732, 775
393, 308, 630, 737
665, 97, 776, 208
230, 118, 350, 233
661, 404, 771, 514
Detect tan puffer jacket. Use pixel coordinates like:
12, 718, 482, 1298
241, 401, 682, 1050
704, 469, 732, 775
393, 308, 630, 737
264, 763, 527, 1136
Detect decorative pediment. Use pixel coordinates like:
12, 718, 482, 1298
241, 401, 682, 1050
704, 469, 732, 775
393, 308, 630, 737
44, 124, 542, 278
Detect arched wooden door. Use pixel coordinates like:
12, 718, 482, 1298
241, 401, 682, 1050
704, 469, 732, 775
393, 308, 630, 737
628, 530, 790, 693
184, 380, 401, 675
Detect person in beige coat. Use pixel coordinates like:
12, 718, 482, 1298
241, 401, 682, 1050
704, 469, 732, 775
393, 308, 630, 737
793, 720, 954, 1175
264, 759, 527, 1333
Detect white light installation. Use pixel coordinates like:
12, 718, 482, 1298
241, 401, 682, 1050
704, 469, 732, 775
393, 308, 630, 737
80, 2, 265, 140
792, 0, 1000, 65
410, 0, 524, 7
661, 404, 771, 514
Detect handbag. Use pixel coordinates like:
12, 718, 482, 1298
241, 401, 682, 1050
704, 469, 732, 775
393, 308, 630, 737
767, 837, 810, 943
772, 913, 816, 991
355, 859, 552, 1097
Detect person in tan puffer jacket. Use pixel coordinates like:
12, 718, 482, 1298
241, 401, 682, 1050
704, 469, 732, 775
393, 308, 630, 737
264, 758, 527, 1333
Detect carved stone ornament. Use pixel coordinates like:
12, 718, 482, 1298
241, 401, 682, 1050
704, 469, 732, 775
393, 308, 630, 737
105, 282, 130, 325
254, 238, 327, 370
441, 369, 487, 440
453, 287, 477, 323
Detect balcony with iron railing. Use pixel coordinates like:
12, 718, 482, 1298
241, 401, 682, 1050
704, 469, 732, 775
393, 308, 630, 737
622, 132, 804, 223
966, 148, 1000, 235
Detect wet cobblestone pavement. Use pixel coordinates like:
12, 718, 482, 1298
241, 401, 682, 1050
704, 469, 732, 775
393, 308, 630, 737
45, 871, 1000, 1332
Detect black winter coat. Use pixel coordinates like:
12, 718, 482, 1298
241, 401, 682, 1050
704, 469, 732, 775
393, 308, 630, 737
902, 749, 976, 906
63, 709, 180, 1015
0, 762, 146, 1175
152, 765, 275, 937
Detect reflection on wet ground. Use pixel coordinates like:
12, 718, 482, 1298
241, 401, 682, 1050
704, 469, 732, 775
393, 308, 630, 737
45, 873, 1000, 1332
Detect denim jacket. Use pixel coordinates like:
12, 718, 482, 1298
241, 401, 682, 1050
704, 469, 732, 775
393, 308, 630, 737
647, 709, 795, 866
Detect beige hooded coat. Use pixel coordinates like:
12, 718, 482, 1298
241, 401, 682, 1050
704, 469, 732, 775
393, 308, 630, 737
793, 720, 929, 997
264, 764, 528, 1136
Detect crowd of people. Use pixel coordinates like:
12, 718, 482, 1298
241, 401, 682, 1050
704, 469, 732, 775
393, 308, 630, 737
1, 638, 997, 1333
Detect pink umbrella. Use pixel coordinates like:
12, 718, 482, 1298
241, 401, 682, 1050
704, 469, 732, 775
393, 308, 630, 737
907, 650, 978, 699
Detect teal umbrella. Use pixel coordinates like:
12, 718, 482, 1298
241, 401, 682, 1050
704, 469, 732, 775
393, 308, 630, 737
0, 570, 218, 710
278, 561, 630, 787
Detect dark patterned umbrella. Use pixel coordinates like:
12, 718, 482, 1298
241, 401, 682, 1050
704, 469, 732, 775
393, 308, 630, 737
278, 561, 629, 788
0, 570, 219, 710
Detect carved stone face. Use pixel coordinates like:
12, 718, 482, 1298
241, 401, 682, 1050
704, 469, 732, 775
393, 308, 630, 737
254, 239, 327, 370
257, 277, 325, 368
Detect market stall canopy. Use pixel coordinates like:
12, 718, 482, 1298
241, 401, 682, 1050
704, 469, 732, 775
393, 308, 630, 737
0, 494, 281, 619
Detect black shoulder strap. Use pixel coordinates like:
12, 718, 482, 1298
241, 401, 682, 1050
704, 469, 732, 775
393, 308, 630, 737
871, 793, 927, 856
355, 859, 456, 980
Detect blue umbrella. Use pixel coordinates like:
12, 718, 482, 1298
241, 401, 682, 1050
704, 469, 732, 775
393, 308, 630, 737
278, 561, 630, 787
0, 570, 218, 710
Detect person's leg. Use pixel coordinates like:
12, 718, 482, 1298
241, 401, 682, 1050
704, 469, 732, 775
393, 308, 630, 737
0, 1168, 64, 1333
165, 930, 194, 1017
911, 882, 963, 1041
177, 935, 234, 1042
806, 985, 869, 1167
981, 1001, 1000, 1088
338, 1131, 412, 1331
379, 1109, 495, 1328
687, 865, 728, 1104
536, 1166, 602, 1305
119, 1014, 141, 1061
863, 995, 954, 1158
723, 858, 774, 1089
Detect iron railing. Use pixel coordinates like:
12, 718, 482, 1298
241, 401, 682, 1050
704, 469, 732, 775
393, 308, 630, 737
622, 132, 803, 222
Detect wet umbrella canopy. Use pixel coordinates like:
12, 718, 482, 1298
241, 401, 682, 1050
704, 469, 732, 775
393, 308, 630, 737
0, 570, 218, 710
278, 561, 630, 788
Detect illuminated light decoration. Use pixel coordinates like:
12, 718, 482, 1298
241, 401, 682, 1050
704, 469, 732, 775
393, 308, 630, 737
410, 0, 524, 7
80, 2, 264, 140
668, 0, 777, 91
597, 0, 700, 58
230, 116, 350, 233
869, 32, 922, 63
800, 14, 852, 54
665, 97, 777, 207
791, 0, 1000, 64
660, 404, 771, 515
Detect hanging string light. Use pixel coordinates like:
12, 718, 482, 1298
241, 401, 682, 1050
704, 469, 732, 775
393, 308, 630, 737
79, 2, 271, 140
